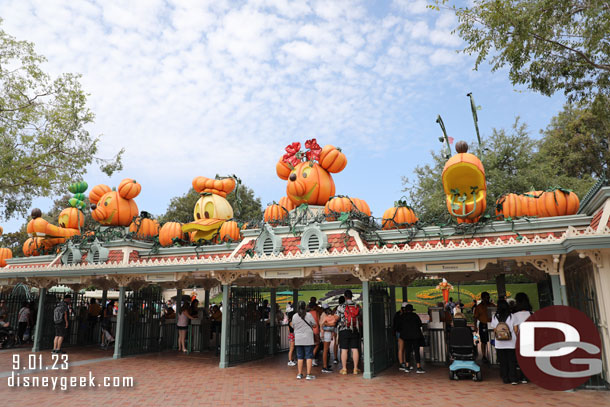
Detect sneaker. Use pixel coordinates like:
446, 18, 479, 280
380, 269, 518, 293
287, 361, 296, 366
312, 360, 318, 367
404, 368, 411, 373
321, 368, 332, 373
399, 363, 407, 371
511, 382, 518, 385
306, 375, 316, 380
333, 359, 338, 364
296, 374, 304, 380
521, 380, 528, 384
408, 365, 414, 371
416, 367, 426, 374
51, 349, 57, 353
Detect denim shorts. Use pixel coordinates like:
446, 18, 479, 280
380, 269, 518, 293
295, 345, 314, 360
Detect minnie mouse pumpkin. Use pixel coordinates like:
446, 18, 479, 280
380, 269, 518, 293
89, 178, 141, 226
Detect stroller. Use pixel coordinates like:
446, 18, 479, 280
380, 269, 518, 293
448, 318, 481, 381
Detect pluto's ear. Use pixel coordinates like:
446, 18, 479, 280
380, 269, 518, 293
276, 159, 291, 180
88, 184, 111, 205
318, 145, 347, 173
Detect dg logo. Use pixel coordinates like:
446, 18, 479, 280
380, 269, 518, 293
516, 305, 603, 391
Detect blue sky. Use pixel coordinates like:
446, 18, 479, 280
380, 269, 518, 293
1, 0, 565, 232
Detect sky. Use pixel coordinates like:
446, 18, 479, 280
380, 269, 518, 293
0, 0, 566, 233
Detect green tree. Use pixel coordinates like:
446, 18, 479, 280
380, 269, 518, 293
159, 185, 263, 224
0, 21, 123, 220
437, 0, 610, 102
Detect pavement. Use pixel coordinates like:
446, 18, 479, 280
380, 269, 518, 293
0, 345, 608, 407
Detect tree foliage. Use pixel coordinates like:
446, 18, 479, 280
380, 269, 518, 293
159, 185, 263, 224
437, 0, 610, 102
0, 21, 123, 220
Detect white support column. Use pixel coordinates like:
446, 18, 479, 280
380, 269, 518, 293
362, 280, 372, 379
113, 286, 126, 359
219, 284, 230, 368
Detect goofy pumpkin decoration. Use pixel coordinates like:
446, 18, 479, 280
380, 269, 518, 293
276, 139, 347, 206
182, 176, 236, 242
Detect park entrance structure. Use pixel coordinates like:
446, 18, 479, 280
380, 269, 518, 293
1, 185, 610, 384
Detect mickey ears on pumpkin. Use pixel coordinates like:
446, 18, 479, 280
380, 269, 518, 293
88, 184, 111, 205
192, 176, 235, 198
276, 159, 291, 180
118, 178, 142, 199
318, 145, 347, 173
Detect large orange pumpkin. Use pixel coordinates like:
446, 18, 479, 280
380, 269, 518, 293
276, 160, 292, 181
279, 161, 335, 206
129, 216, 160, 239
536, 189, 580, 217
495, 193, 524, 219
0, 247, 12, 267
521, 191, 543, 217
264, 204, 289, 225
192, 176, 236, 198
382, 204, 418, 229
118, 178, 142, 200
90, 189, 139, 226
324, 196, 371, 220
58, 207, 85, 229
319, 145, 347, 173
23, 237, 44, 257
219, 221, 241, 242
279, 196, 296, 211
89, 184, 111, 204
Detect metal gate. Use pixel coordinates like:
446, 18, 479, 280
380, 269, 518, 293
0, 284, 36, 346
369, 283, 396, 376
228, 287, 267, 365
121, 286, 164, 356
564, 259, 607, 388
40, 291, 92, 350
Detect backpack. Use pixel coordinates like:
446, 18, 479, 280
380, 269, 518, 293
494, 316, 512, 341
344, 303, 360, 332
54, 303, 66, 324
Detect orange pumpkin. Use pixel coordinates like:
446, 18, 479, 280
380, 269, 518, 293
23, 237, 44, 257
89, 184, 111, 204
324, 196, 371, 220
382, 204, 418, 229
118, 179, 142, 200
281, 162, 336, 206
495, 193, 524, 219
279, 196, 296, 211
0, 225, 3, 235
159, 222, 188, 246
276, 160, 292, 180
90, 186, 139, 226
0, 247, 12, 267
319, 145, 347, 173
219, 221, 241, 242
129, 216, 160, 239
192, 176, 236, 198
58, 207, 85, 229
536, 189, 580, 217
521, 191, 543, 217
264, 204, 289, 225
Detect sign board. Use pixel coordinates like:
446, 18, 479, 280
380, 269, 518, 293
263, 269, 304, 279
58, 276, 82, 285
145, 273, 175, 282
424, 261, 479, 273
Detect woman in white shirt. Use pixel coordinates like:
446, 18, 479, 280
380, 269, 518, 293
490, 299, 518, 384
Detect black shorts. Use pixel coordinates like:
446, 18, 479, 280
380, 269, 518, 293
54, 323, 66, 337
339, 329, 360, 349
479, 323, 489, 343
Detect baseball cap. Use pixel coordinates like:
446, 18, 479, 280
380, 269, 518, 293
322, 303, 329, 309
401, 302, 408, 308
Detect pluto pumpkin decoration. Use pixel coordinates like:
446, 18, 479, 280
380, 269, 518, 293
182, 176, 236, 242
89, 178, 140, 226
442, 141, 487, 223
276, 139, 347, 206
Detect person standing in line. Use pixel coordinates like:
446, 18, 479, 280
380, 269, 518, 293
319, 303, 338, 373
177, 300, 196, 353
337, 290, 362, 375
100, 301, 115, 350
473, 292, 495, 363
399, 304, 425, 373
291, 301, 317, 380
491, 299, 518, 384
17, 302, 31, 343
394, 303, 407, 371
511, 292, 533, 384
53, 295, 71, 354
307, 299, 321, 366
287, 309, 296, 366
332, 295, 345, 365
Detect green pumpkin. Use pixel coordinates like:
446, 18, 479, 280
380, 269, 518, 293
68, 181, 88, 194
73, 193, 86, 201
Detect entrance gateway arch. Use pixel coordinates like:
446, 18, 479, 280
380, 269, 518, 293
2, 186, 610, 384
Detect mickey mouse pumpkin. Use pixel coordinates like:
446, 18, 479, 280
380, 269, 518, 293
276, 139, 347, 206
89, 178, 140, 226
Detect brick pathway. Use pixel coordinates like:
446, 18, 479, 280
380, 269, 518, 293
0, 346, 608, 407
